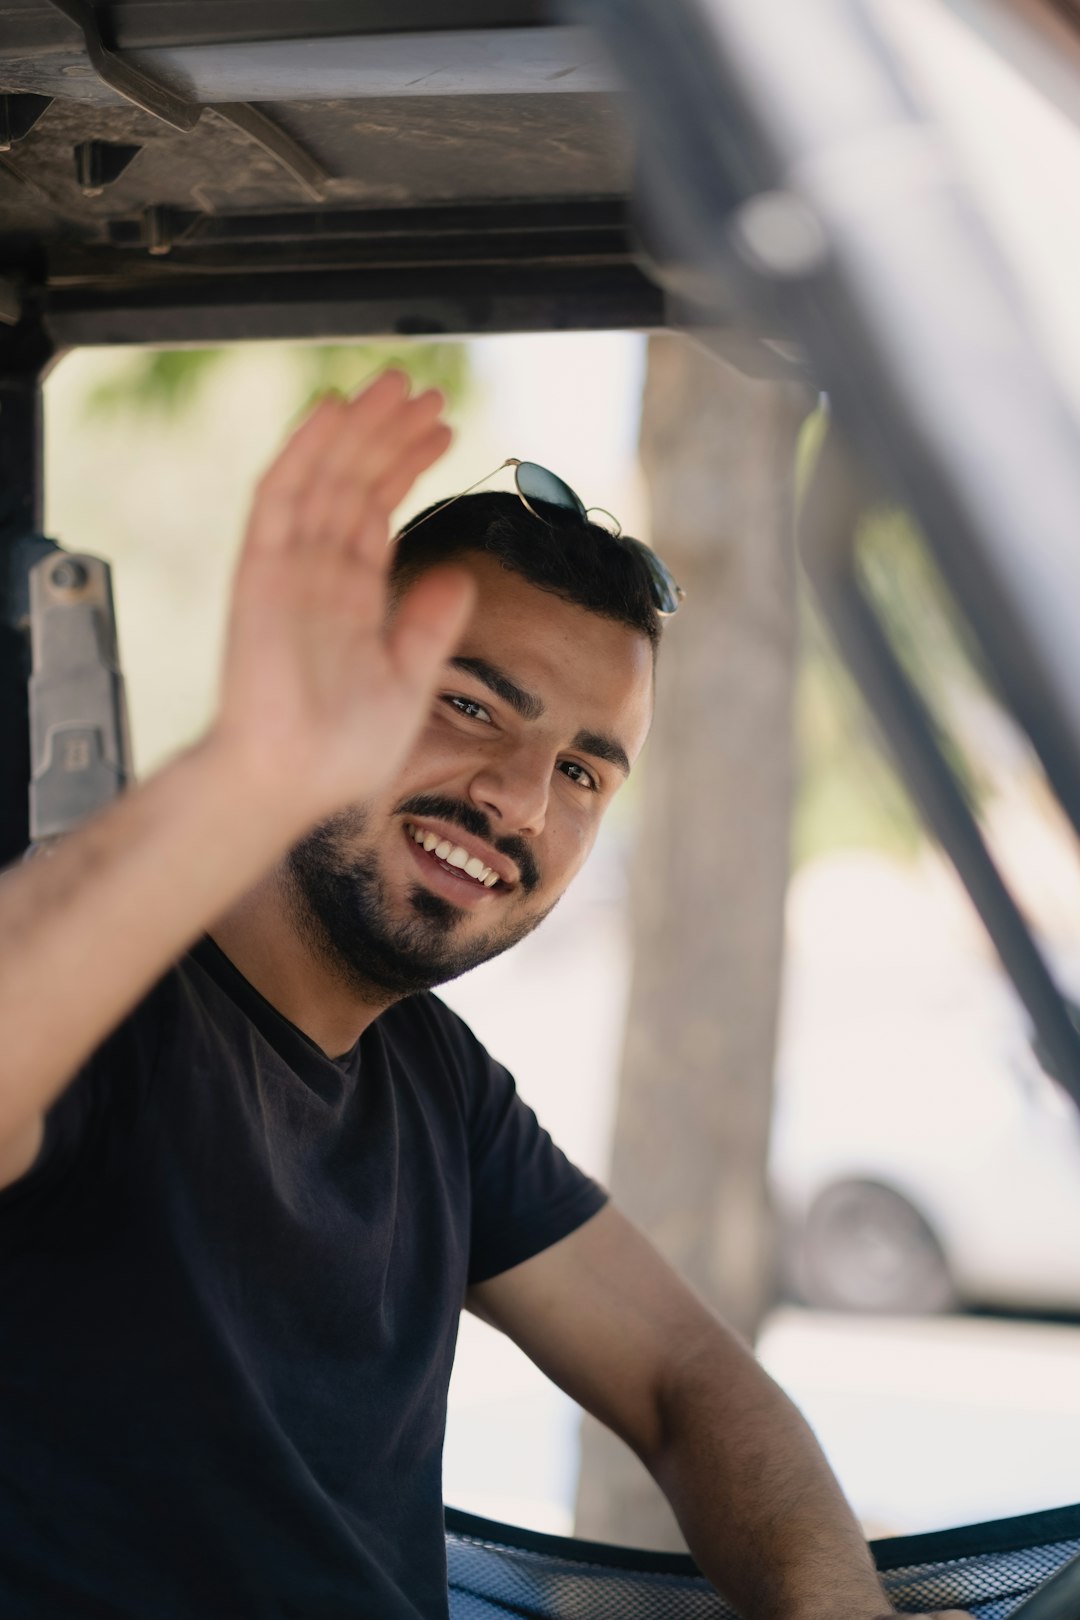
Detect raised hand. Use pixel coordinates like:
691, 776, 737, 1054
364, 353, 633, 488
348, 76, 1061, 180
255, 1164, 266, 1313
214, 369, 474, 831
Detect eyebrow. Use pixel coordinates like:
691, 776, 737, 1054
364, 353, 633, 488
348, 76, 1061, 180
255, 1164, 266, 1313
450, 656, 544, 721
573, 729, 631, 778
450, 655, 631, 778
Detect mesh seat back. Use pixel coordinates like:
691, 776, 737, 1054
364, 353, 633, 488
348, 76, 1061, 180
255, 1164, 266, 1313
446, 1502, 1080, 1619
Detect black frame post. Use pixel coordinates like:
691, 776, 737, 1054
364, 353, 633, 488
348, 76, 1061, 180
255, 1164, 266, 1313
0, 314, 55, 866
800, 431, 1080, 1114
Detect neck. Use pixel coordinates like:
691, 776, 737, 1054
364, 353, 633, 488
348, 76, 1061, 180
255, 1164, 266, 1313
210, 866, 394, 1058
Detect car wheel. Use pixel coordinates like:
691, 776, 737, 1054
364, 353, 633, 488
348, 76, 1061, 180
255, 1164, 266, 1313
798, 1179, 956, 1314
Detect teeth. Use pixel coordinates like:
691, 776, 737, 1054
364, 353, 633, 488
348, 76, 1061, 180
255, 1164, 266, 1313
407, 824, 500, 887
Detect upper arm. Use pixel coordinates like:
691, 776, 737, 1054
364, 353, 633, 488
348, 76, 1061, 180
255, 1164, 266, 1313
466, 1202, 739, 1466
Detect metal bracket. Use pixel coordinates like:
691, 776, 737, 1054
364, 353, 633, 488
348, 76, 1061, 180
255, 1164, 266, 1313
28, 550, 132, 841
41, 0, 201, 131
4, 535, 58, 626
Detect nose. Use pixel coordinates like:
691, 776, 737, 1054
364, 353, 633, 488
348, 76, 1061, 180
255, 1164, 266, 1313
467, 743, 551, 837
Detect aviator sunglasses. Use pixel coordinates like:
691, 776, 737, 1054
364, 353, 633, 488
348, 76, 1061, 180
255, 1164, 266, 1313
400, 457, 685, 617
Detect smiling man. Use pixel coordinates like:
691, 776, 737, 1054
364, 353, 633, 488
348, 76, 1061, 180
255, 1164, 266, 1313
0, 374, 967, 1620
235, 536, 654, 1055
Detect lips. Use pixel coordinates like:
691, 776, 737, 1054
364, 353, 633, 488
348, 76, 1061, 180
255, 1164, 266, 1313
403, 820, 501, 888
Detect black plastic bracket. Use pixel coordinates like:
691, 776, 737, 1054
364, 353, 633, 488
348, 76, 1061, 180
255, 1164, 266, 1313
74, 140, 143, 196
0, 314, 56, 865
0, 93, 53, 151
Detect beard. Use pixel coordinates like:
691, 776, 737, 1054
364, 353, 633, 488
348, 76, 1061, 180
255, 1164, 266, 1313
285, 802, 553, 1001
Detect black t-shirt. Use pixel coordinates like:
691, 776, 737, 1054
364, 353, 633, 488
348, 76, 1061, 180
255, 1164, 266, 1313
0, 939, 606, 1619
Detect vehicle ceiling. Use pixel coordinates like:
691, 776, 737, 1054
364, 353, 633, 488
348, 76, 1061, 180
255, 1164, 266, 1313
0, 0, 663, 348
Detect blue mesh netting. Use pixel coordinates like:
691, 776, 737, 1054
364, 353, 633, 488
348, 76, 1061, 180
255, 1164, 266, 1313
446, 1502, 1080, 1619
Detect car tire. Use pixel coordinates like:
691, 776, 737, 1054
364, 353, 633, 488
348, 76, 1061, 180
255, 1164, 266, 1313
797, 1179, 956, 1314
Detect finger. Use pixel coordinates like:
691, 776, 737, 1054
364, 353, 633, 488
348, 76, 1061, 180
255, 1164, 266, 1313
244, 395, 345, 554
341, 421, 452, 570
366, 419, 453, 521
323, 386, 446, 508
339, 367, 412, 438
297, 390, 446, 550
325, 529, 392, 639
305, 373, 433, 499
385, 566, 476, 697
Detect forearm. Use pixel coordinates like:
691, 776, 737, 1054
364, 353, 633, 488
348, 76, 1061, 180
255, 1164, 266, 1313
0, 735, 304, 1140
650, 1331, 889, 1620
0, 376, 465, 1161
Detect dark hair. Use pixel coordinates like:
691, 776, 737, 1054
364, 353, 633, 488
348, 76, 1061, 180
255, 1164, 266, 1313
392, 491, 662, 651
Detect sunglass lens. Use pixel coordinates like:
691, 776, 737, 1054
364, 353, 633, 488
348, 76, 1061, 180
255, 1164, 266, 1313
628, 540, 683, 615
516, 462, 587, 522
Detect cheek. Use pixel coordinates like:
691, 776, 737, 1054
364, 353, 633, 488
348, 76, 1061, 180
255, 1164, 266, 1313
542, 815, 595, 888
396, 724, 474, 788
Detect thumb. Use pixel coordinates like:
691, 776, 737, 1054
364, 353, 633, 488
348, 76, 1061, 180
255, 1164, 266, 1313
386, 566, 476, 695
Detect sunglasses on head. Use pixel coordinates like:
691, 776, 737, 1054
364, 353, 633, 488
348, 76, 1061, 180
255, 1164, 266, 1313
400, 457, 685, 617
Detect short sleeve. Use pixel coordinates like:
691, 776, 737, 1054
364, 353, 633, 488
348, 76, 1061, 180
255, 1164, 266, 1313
465, 1049, 608, 1285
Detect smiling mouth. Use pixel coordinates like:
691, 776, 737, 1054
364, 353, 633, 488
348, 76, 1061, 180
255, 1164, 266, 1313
402, 822, 503, 890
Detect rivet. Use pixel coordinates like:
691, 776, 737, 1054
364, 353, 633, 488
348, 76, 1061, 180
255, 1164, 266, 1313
50, 559, 88, 591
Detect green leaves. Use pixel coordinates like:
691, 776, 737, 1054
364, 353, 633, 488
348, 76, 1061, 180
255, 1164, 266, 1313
82, 342, 471, 422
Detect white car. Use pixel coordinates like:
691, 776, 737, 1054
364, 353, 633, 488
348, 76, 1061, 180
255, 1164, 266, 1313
769, 858, 1080, 1313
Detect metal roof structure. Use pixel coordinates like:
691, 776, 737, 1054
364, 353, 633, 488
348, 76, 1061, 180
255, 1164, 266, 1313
0, 1, 662, 346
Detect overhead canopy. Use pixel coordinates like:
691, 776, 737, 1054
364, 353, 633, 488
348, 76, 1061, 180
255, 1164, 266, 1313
0, 0, 661, 344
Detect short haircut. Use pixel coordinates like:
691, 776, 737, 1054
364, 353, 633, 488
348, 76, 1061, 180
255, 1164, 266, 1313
392, 491, 662, 651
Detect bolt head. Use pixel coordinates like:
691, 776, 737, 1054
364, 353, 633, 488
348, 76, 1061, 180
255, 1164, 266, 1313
734, 190, 828, 278
50, 558, 88, 591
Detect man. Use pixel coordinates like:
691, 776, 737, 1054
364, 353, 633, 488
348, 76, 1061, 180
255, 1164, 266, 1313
0, 372, 967, 1619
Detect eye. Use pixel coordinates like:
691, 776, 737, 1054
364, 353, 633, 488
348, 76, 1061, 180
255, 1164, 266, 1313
559, 759, 599, 792
444, 694, 492, 723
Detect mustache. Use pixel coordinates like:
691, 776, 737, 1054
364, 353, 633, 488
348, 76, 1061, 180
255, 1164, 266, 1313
394, 793, 541, 893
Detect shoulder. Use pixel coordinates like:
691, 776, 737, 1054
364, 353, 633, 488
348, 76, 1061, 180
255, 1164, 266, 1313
375, 990, 492, 1070
374, 993, 507, 1113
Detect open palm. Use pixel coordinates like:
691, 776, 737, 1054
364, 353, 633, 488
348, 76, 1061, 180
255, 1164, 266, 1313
216, 370, 473, 827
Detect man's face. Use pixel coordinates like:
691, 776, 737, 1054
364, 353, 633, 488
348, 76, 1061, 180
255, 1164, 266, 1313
287, 551, 655, 997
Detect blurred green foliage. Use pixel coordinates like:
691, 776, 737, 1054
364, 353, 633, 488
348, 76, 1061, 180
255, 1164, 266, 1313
856, 504, 991, 809
793, 599, 924, 866
792, 408, 993, 866
84, 341, 471, 421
